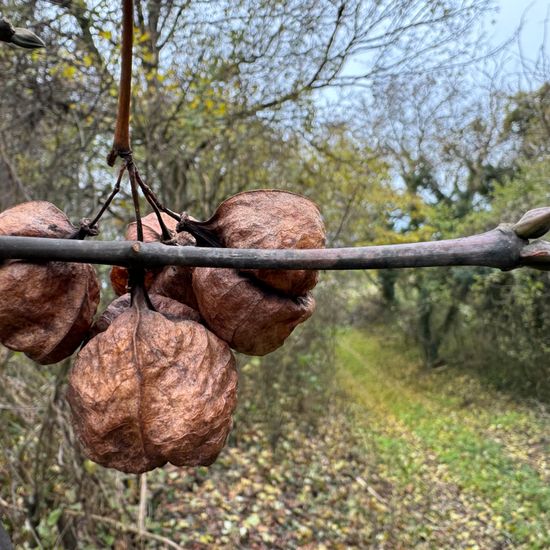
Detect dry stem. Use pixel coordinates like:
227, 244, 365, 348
107, 0, 134, 166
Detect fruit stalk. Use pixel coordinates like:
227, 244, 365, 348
108, 0, 134, 166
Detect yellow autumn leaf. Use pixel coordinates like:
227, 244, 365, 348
141, 51, 155, 64
62, 65, 77, 79
215, 102, 227, 116
138, 32, 150, 44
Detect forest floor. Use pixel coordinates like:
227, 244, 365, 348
100, 328, 550, 550
3, 328, 549, 549
334, 328, 550, 549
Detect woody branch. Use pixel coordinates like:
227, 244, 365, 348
1, 211, 550, 272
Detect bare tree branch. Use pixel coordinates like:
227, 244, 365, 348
1, 221, 549, 273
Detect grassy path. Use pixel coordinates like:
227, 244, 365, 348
336, 328, 550, 549
5, 329, 547, 548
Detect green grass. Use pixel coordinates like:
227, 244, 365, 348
3, 328, 548, 548
336, 327, 550, 548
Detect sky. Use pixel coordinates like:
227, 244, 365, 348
490, 0, 549, 59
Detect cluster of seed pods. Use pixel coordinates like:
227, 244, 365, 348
0, 190, 325, 473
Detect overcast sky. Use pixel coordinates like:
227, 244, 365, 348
491, 0, 549, 58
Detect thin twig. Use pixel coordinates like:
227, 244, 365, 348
138, 473, 147, 537
135, 168, 175, 241
127, 161, 144, 242
65, 509, 184, 550
2, 209, 550, 271
86, 164, 126, 230
134, 169, 180, 221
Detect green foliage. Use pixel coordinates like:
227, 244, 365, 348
409, 158, 550, 399
238, 280, 340, 449
337, 328, 550, 548
503, 83, 550, 160
373, 78, 550, 401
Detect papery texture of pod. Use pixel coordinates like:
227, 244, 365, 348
149, 265, 199, 310
0, 201, 76, 238
90, 293, 200, 339
147, 227, 198, 307
187, 190, 325, 296
0, 202, 100, 364
110, 266, 157, 296
110, 212, 196, 298
68, 300, 238, 474
193, 267, 315, 355
0, 262, 100, 364
125, 211, 178, 241
110, 212, 173, 295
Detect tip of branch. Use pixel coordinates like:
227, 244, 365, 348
1, 19, 45, 49
107, 150, 118, 167
520, 240, 550, 271
513, 207, 550, 239
0, 17, 45, 50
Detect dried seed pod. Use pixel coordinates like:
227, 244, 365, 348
0, 201, 77, 238
149, 265, 199, 310
125, 211, 178, 242
0, 261, 100, 364
193, 267, 315, 356
182, 190, 326, 296
110, 212, 196, 298
110, 212, 174, 295
0, 202, 100, 364
110, 266, 157, 296
68, 290, 237, 474
146, 227, 199, 308
90, 293, 200, 339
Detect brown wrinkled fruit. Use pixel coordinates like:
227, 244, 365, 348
126, 212, 179, 242
149, 226, 198, 308
193, 267, 315, 356
0, 202, 100, 364
68, 289, 237, 474
110, 212, 196, 300
0, 262, 100, 364
90, 292, 200, 339
183, 190, 326, 296
149, 264, 199, 311
0, 201, 76, 238
110, 266, 156, 296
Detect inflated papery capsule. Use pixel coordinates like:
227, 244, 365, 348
110, 212, 196, 302
67, 288, 237, 474
193, 267, 315, 356
149, 263, 199, 311
181, 190, 326, 296
0, 201, 76, 238
0, 201, 100, 364
89, 292, 201, 340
